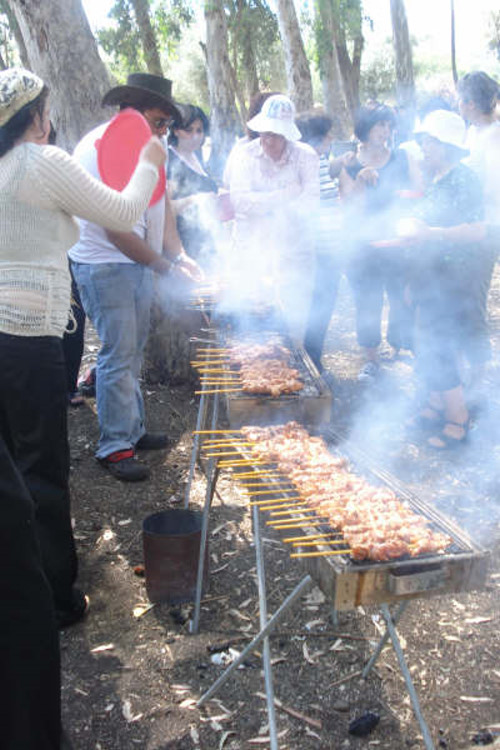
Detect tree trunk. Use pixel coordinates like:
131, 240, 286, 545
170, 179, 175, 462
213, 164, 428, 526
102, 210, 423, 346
204, 0, 241, 180
130, 0, 163, 76
315, 0, 352, 138
241, 34, 259, 103
10, 0, 111, 151
390, 0, 415, 108
450, 0, 458, 84
336, 25, 363, 113
274, 0, 313, 112
144, 293, 203, 386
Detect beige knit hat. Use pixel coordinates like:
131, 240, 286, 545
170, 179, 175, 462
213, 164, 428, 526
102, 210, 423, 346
0, 68, 44, 127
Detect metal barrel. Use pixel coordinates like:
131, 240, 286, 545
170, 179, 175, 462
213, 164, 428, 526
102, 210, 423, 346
142, 510, 209, 604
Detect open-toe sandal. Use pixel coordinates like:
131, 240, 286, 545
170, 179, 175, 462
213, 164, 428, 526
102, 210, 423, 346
406, 406, 444, 432
427, 419, 470, 450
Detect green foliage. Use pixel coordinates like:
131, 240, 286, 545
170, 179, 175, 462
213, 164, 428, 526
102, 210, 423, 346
96, 0, 194, 79
360, 42, 396, 101
224, 0, 282, 93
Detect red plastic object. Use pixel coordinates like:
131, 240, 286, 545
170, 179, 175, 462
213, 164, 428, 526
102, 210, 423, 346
96, 108, 166, 206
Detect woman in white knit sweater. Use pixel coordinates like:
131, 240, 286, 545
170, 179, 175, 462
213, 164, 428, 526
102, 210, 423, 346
0, 68, 165, 626
0, 66, 165, 748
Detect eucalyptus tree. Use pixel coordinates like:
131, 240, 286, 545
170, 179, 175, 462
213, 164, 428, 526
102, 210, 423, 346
390, 0, 415, 106
9, 0, 110, 150
313, 0, 360, 135
204, 0, 241, 178
274, 0, 313, 110
450, 0, 458, 83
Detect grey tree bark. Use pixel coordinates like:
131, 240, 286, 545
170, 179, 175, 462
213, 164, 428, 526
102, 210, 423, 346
10, 0, 111, 151
390, 0, 415, 108
274, 0, 313, 112
314, 0, 352, 137
204, 0, 241, 180
130, 0, 163, 76
450, 0, 458, 84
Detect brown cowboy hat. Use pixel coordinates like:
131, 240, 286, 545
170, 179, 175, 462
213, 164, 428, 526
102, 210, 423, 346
102, 73, 181, 120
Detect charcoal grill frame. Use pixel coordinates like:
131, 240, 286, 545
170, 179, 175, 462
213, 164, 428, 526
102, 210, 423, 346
184, 337, 489, 750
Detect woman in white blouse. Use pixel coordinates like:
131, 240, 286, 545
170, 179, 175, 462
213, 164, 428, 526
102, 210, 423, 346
225, 94, 320, 342
0, 68, 165, 632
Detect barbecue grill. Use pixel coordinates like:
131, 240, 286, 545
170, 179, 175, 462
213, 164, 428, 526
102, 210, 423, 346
219, 332, 332, 428
189, 331, 332, 428
189, 423, 489, 750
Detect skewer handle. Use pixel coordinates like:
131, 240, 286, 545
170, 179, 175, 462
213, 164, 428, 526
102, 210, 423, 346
290, 549, 349, 558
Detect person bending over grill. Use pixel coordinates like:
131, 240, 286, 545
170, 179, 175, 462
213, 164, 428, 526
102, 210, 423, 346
0, 67, 165, 626
226, 94, 319, 343
402, 110, 486, 449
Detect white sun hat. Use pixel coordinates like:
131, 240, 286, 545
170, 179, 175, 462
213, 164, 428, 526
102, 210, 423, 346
246, 94, 302, 142
414, 109, 468, 154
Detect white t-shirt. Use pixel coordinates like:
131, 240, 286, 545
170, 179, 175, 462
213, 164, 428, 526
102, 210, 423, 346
69, 122, 165, 263
464, 122, 500, 226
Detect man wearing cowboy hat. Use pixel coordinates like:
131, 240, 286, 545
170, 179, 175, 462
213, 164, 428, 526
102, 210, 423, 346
70, 73, 202, 481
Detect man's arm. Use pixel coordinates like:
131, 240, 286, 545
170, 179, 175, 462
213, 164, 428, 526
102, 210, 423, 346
105, 229, 172, 275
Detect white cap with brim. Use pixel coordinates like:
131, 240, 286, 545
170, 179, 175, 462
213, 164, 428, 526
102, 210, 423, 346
0, 68, 44, 128
414, 109, 469, 155
246, 94, 302, 142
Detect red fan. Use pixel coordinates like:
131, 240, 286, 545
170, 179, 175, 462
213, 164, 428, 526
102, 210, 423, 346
96, 108, 166, 206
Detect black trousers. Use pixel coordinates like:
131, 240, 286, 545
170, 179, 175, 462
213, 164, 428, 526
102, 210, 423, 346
347, 246, 414, 351
304, 253, 342, 370
0, 333, 79, 615
0, 433, 61, 749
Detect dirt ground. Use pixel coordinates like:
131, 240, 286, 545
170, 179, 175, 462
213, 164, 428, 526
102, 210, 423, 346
62, 270, 500, 750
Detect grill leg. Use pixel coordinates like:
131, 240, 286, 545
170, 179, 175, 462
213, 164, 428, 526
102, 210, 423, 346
362, 600, 408, 677
365, 603, 435, 750
252, 504, 278, 750
329, 607, 339, 627
184, 390, 207, 508
197, 574, 313, 707
190, 392, 220, 635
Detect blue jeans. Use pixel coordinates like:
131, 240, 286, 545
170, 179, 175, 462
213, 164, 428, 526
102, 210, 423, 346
71, 262, 154, 459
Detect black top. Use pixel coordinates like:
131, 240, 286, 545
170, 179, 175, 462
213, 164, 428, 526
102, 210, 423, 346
345, 148, 411, 244
167, 148, 218, 264
346, 148, 410, 214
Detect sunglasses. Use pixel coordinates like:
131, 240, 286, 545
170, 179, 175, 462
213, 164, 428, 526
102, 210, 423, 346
144, 115, 172, 130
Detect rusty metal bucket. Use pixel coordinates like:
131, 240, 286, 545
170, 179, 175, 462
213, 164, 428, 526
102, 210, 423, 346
142, 510, 209, 604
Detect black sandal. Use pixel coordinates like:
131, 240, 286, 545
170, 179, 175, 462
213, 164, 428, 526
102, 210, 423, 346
427, 419, 470, 450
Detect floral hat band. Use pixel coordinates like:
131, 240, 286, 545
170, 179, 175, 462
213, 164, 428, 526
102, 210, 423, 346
0, 67, 44, 128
